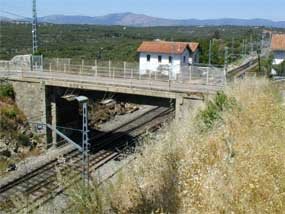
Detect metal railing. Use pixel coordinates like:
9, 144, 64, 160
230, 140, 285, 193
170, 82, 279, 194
40, 58, 226, 86
0, 58, 226, 94
0, 60, 31, 73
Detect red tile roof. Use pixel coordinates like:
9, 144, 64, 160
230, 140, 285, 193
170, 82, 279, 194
271, 34, 285, 51
137, 41, 199, 54
187, 42, 200, 52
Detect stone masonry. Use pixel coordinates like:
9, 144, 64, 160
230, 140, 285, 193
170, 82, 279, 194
10, 80, 46, 124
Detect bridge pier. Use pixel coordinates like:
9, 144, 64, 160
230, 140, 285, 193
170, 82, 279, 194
51, 93, 57, 147
175, 96, 184, 120
40, 82, 48, 146
175, 95, 204, 120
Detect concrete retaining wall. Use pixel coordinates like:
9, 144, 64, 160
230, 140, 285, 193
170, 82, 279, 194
175, 95, 205, 120
10, 80, 46, 122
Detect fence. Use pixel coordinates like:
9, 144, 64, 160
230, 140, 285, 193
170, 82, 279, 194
41, 58, 226, 86
0, 58, 226, 92
0, 55, 43, 72
0, 60, 31, 72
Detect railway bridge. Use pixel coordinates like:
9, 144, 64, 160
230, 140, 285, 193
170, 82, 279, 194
0, 57, 260, 209
0, 56, 256, 147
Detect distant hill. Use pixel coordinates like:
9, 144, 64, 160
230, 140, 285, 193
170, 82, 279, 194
0, 16, 12, 22
2, 12, 285, 28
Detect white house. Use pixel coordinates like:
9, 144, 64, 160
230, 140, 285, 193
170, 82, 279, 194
271, 34, 285, 65
188, 42, 200, 64
137, 41, 200, 77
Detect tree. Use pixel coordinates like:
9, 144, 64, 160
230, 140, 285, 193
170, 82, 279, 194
213, 30, 221, 40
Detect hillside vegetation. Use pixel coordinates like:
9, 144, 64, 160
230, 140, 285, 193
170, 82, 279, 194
0, 23, 264, 65
67, 79, 285, 213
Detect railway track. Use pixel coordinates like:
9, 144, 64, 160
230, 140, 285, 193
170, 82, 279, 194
0, 106, 173, 213
227, 58, 258, 80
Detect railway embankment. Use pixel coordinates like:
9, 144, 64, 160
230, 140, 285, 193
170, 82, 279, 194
72, 78, 285, 214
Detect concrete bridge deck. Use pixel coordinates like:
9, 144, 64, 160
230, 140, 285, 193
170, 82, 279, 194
1, 69, 225, 99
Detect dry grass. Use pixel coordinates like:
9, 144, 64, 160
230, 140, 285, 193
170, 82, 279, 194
60, 78, 285, 213
107, 78, 285, 213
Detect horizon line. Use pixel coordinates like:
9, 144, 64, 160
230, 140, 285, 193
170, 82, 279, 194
1, 11, 285, 22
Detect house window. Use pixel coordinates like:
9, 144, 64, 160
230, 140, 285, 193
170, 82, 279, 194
147, 55, 151, 62
158, 55, 162, 63
169, 56, 173, 63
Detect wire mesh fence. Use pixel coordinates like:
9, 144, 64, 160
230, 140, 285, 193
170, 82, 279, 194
0, 57, 226, 93
41, 58, 226, 86
0, 60, 31, 72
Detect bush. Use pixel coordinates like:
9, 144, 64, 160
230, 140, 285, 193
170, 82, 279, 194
0, 150, 12, 158
0, 83, 15, 99
273, 60, 285, 76
199, 91, 236, 129
17, 134, 30, 147
1, 107, 17, 119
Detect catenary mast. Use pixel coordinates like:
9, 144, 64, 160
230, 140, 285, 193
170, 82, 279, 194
32, 0, 38, 54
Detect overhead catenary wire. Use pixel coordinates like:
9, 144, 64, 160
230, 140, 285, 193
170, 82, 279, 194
0, 10, 31, 20
30, 121, 84, 133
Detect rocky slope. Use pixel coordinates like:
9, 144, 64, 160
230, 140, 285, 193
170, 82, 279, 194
0, 82, 42, 175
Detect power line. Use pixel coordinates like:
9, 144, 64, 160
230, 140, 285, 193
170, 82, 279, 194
0, 10, 31, 20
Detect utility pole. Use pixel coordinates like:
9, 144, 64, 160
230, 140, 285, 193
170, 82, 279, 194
250, 34, 253, 54
208, 39, 212, 66
261, 32, 265, 54
231, 37, 234, 62
241, 39, 245, 57
32, 0, 38, 54
224, 47, 229, 73
245, 39, 248, 56
257, 49, 261, 74
81, 98, 90, 186
171, 38, 175, 80
62, 95, 90, 186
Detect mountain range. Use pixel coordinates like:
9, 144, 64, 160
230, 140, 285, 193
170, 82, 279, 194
1, 12, 285, 28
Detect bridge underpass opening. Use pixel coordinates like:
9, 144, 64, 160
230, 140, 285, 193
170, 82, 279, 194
46, 86, 81, 147
45, 86, 176, 149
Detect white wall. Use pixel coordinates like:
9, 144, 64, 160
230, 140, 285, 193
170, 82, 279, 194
188, 50, 200, 65
273, 51, 285, 65
194, 51, 200, 63
139, 49, 189, 77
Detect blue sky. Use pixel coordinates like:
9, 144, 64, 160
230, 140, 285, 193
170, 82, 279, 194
1, 0, 284, 21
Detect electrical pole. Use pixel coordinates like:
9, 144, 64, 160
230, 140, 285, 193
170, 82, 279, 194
171, 38, 175, 80
81, 99, 90, 186
261, 33, 265, 54
208, 39, 212, 66
250, 34, 253, 54
241, 39, 245, 57
32, 0, 38, 54
231, 37, 234, 62
244, 39, 248, 55
224, 47, 229, 73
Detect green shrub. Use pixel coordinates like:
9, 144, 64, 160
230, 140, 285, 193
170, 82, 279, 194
17, 134, 30, 147
0, 150, 12, 158
0, 83, 15, 99
199, 91, 237, 129
1, 107, 17, 119
0, 158, 9, 175
273, 60, 285, 76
